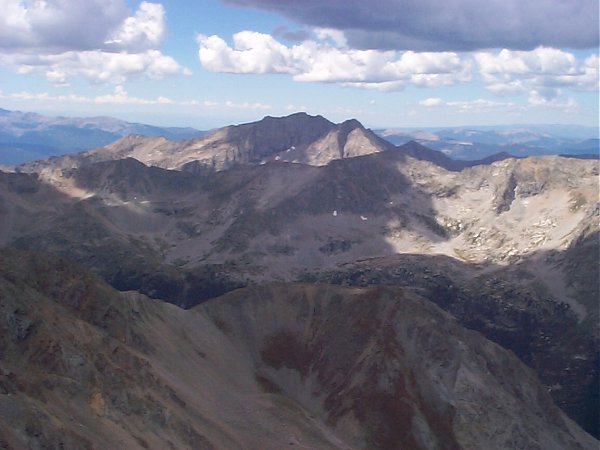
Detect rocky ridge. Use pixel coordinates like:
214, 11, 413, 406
18, 113, 395, 175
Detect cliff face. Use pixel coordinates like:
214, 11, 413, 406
0, 250, 595, 450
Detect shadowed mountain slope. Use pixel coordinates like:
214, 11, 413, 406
0, 249, 596, 450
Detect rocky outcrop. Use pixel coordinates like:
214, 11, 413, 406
299, 250, 599, 437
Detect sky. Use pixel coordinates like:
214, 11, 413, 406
0, 0, 598, 130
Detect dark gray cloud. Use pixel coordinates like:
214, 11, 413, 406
0, 0, 168, 54
223, 0, 599, 51
272, 26, 311, 43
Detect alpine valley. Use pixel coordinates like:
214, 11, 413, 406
0, 112, 598, 449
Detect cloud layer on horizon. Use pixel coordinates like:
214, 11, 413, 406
223, 0, 599, 52
0, 86, 272, 110
0, 0, 189, 84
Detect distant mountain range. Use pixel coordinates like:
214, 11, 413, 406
15, 113, 533, 177
0, 108, 597, 165
0, 108, 206, 165
376, 124, 599, 160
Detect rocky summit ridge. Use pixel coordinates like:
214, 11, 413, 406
0, 112, 599, 444
18, 113, 397, 175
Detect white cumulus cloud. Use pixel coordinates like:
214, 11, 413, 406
0, 0, 188, 85
105, 2, 166, 51
197, 32, 296, 74
197, 30, 471, 91
475, 47, 599, 99
1, 85, 174, 105
1, 49, 188, 85
94, 85, 172, 104
419, 98, 444, 107
527, 92, 578, 112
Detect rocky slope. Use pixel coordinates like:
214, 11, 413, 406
1, 148, 598, 436
299, 246, 599, 435
1, 114, 598, 437
18, 113, 395, 174
11, 151, 597, 277
14, 114, 519, 176
0, 249, 596, 450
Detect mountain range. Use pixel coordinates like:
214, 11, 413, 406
0, 111, 598, 448
12, 112, 532, 175
0, 107, 597, 166
0, 108, 205, 165
377, 124, 599, 160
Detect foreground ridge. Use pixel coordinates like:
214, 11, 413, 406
0, 250, 596, 449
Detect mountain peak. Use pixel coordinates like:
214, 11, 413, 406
261, 111, 329, 122
340, 118, 364, 129
14, 112, 394, 173
249, 112, 334, 130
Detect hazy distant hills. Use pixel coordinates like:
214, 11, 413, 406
0, 108, 206, 165
1, 107, 598, 166
376, 124, 599, 160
